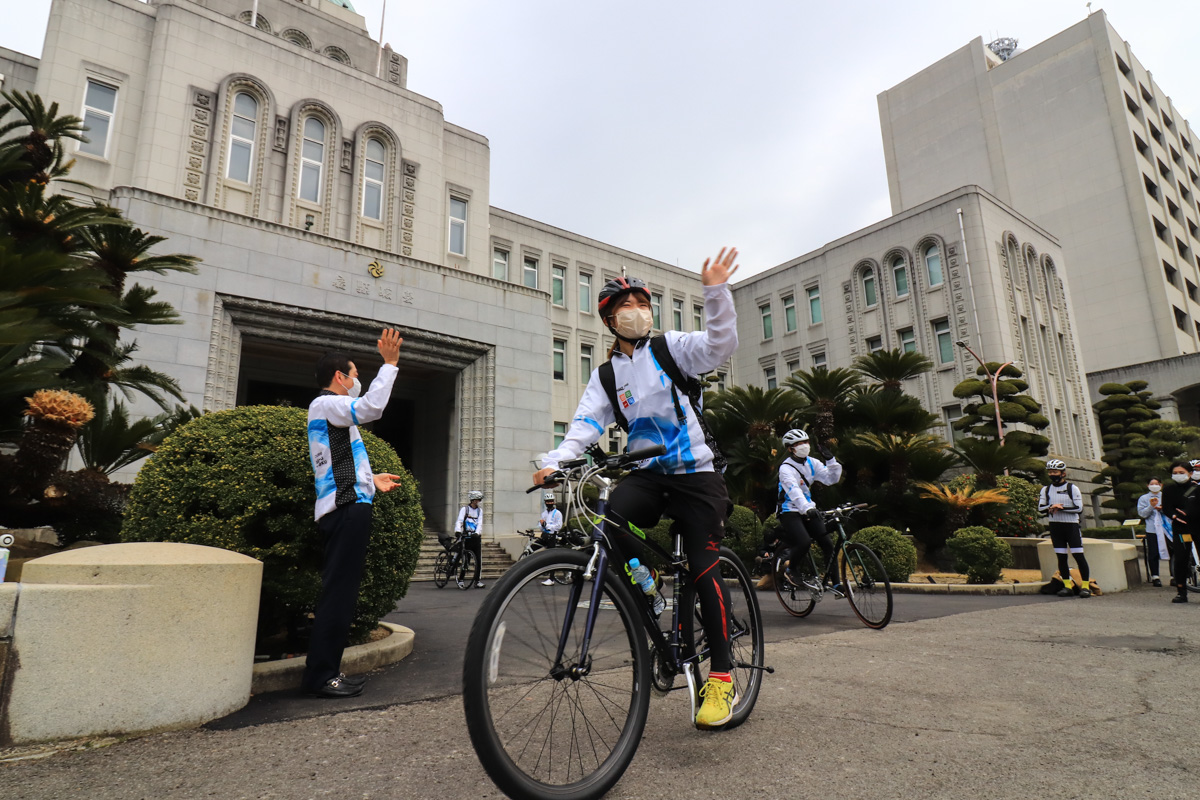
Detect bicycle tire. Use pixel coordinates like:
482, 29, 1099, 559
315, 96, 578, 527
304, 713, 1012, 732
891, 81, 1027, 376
459, 549, 476, 589
840, 542, 893, 629
1186, 545, 1200, 592
773, 556, 816, 617
433, 552, 450, 588
462, 548, 651, 800
680, 547, 765, 730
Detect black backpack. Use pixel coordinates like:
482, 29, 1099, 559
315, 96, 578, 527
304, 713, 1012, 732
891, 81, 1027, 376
597, 335, 727, 472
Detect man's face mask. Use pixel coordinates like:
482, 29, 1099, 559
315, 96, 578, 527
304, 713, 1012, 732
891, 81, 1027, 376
791, 444, 811, 459
1172, 473, 1190, 484
1049, 473, 1065, 484
613, 307, 653, 339
340, 372, 361, 399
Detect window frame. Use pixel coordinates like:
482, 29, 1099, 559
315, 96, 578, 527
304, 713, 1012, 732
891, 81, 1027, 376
552, 338, 567, 381
523, 256, 538, 289
553, 422, 568, 449
764, 366, 777, 390
492, 248, 509, 281
580, 343, 594, 382
448, 195, 468, 256
862, 267, 878, 307
924, 245, 944, 287
892, 256, 909, 298
759, 303, 774, 340
651, 293, 663, 330
579, 273, 592, 313
898, 327, 916, 353
807, 285, 823, 325
298, 116, 326, 203
551, 265, 566, 307
672, 298, 684, 331
866, 335, 883, 353
933, 319, 953, 364
812, 352, 827, 368
693, 303, 704, 331
79, 78, 119, 159
361, 137, 386, 220
782, 294, 797, 333
226, 91, 258, 184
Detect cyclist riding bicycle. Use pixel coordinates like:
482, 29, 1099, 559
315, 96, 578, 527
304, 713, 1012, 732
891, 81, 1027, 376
532, 247, 741, 730
454, 490, 485, 588
538, 491, 565, 586
777, 429, 843, 588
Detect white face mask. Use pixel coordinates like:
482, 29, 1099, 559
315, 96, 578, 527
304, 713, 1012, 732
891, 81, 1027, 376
792, 444, 810, 459
1149, 484, 1162, 493
1192, 471, 1200, 481
340, 374, 362, 399
1173, 473, 1190, 484
613, 307, 654, 339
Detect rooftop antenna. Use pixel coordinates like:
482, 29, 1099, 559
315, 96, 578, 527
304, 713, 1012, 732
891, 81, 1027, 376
1086, 2, 1092, 15
621, 264, 627, 278
987, 37, 1019, 62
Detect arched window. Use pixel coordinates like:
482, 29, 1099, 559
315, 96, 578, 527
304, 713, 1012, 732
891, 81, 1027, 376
862, 267, 877, 307
362, 138, 385, 220
892, 256, 909, 297
226, 92, 257, 183
299, 117, 325, 203
323, 46, 351, 66
236, 11, 271, 32
281, 29, 312, 49
924, 244, 943, 286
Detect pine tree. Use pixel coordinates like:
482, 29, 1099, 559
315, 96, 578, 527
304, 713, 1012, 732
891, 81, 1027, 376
951, 363, 1050, 456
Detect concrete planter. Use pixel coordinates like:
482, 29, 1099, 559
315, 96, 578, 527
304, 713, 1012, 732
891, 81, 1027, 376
250, 622, 414, 694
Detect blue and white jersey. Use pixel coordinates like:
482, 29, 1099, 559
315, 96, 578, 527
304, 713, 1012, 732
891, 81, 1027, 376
778, 456, 842, 514
307, 364, 398, 521
540, 508, 564, 533
542, 283, 738, 475
456, 504, 483, 536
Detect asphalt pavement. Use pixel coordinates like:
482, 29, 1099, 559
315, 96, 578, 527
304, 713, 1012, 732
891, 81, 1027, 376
4, 584, 1196, 800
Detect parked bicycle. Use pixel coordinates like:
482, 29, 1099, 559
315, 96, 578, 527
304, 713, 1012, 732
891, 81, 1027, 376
433, 532, 475, 590
516, 527, 585, 586
1184, 537, 1200, 592
462, 443, 769, 800
773, 502, 893, 629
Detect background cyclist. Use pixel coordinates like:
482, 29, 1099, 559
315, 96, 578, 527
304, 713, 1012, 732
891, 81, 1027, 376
538, 491, 564, 586
532, 247, 741, 730
454, 490, 485, 588
776, 429, 842, 588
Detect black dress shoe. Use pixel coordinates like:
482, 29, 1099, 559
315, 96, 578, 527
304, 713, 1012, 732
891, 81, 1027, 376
309, 677, 364, 698
1171, 594, 1189, 604
338, 672, 367, 687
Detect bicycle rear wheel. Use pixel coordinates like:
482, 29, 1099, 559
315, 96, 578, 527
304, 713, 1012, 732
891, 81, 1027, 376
459, 549, 476, 589
840, 542, 893, 629
680, 547, 765, 730
433, 552, 449, 588
1186, 545, 1200, 592
773, 556, 817, 617
462, 548, 651, 800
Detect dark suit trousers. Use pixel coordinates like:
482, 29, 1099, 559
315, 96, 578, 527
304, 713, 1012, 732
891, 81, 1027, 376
303, 502, 372, 690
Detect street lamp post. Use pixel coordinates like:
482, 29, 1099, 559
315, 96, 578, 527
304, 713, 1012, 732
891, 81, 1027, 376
955, 340, 1014, 446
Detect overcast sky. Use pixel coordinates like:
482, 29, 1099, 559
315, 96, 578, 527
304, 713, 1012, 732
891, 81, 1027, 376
4, 1, 1197, 279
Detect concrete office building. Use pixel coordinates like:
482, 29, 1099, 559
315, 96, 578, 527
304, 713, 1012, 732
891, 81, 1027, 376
878, 11, 1200, 421
0, 0, 713, 540
733, 186, 1101, 474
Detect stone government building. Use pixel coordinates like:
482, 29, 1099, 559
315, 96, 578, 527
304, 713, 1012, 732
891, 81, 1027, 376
2, 0, 1107, 538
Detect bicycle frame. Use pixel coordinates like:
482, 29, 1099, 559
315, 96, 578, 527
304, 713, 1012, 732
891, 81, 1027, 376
783, 504, 866, 593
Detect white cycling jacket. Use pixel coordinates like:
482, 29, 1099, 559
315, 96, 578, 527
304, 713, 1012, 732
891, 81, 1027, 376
455, 505, 483, 537
778, 455, 843, 514
307, 364, 398, 521
540, 508, 564, 533
542, 282, 737, 475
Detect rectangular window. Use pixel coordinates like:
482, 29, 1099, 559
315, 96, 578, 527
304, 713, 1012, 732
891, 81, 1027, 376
693, 304, 704, 331
925, 247, 944, 287
783, 295, 797, 332
79, 79, 117, 158
553, 422, 567, 449
933, 319, 953, 364
299, 117, 325, 202
807, 286, 822, 324
579, 273, 592, 312
672, 298, 684, 330
580, 344, 593, 382
943, 405, 964, 442
362, 138, 385, 220
1174, 305, 1188, 331
716, 372, 727, 392
812, 352, 826, 368
492, 249, 509, 281
553, 338, 566, 380
866, 336, 883, 353
764, 367, 777, 390
227, 92, 258, 184
899, 327, 915, 353
523, 257, 538, 289
552, 265, 566, 306
760, 303, 773, 339
863, 270, 878, 306
651, 293, 662, 330
893, 260, 909, 297
786, 359, 799, 375
448, 197, 467, 256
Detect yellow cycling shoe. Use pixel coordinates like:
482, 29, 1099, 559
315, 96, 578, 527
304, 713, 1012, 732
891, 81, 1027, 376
695, 676, 739, 730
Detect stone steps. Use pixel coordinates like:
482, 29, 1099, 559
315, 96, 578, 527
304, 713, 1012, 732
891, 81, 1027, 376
412, 530, 514, 582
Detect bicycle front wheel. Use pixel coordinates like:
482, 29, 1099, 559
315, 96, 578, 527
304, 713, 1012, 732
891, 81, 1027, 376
841, 542, 893, 629
433, 552, 449, 588
681, 547, 765, 730
773, 556, 817, 618
459, 549, 476, 589
462, 548, 651, 800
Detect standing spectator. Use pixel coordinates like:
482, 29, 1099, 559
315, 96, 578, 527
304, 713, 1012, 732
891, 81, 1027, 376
1161, 461, 1191, 592
304, 330, 404, 698
455, 491, 485, 588
1137, 477, 1171, 587
1166, 460, 1200, 603
538, 491, 564, 586
1038, 459, 1091, 598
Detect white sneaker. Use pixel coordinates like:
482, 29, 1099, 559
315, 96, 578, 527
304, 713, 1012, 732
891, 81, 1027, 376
475, 581, 485, 588
541, 578, 556, 586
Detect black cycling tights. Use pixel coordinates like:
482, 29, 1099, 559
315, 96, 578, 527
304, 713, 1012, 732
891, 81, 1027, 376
779, 511, 834, 578
606, 470, 732, 673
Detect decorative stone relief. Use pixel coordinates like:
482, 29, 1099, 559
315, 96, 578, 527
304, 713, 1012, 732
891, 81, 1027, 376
387, 52, 403, 86
341, 139, 353, 173
273, 116, 288, 152
399, 159, 419, 258
182, 88, 214, 203
204, 296, 241, 412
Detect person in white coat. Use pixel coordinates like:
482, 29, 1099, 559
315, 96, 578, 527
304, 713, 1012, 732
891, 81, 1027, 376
1137, 477, 1171, 587
776, 429, 843, 586
537, 491, 565, 586
454, 491, 485, 588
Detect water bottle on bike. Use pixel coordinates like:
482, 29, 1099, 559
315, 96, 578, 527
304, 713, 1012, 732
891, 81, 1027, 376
628, 558, 666, 616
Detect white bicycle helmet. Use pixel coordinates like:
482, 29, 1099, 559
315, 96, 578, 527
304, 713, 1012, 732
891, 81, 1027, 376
468, 490, 484, 501
782, 429, 809, 447
1045, 459, 1066, 471
542, 491, 556, 503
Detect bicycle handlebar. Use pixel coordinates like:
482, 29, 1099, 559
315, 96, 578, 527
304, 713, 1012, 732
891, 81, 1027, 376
526, 444, 668, 493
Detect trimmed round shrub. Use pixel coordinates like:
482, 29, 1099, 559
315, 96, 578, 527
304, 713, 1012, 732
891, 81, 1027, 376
121, 406, 424, 646
946, 526, 1013, 584
947, 473, 1041, 537
851, 525, 917, 582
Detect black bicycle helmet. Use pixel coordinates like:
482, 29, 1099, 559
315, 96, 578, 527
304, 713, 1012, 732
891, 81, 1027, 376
597, 276, 651, 317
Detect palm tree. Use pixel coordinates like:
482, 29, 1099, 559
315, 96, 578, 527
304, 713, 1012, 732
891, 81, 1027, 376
0, 90, 88, 184
705, 385, 804, 516
952, 438, 1044, 488
705, 384, 803, 440
847, 387, 940, 435
785, 367, 861, 445
852, 348, 934, 391
853, 431, 947, 506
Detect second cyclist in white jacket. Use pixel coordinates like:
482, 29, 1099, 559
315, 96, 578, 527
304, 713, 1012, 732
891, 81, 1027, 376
777, 429, 843, 586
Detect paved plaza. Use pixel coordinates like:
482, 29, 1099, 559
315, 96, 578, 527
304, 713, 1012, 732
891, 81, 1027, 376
3, 586, 1196, 799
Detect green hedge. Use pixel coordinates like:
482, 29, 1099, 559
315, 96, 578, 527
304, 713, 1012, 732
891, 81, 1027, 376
121, 406, 424, 646
851, 525, 917, 582
947, 526, 1013, 584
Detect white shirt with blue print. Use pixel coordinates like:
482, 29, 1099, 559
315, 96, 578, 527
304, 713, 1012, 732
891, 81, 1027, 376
778, 455, 842, 514
542, 282, 738, 476
307, 364, 398, 521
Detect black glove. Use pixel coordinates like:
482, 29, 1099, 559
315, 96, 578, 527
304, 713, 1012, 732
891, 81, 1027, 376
804, 507, 821, 521
817, 442, 834, 461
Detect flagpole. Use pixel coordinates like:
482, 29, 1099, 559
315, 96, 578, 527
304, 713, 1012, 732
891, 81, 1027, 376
375, 0, 388, 77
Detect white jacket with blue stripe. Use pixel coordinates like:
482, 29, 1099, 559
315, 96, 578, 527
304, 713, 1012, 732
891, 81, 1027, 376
307, 364, 398, 521
542, 282, 737, 475
778, 455, 842, 514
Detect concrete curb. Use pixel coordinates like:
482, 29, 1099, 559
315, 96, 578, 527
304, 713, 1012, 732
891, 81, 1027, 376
891, 581, 1051, 595
251, 622, 415, 695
